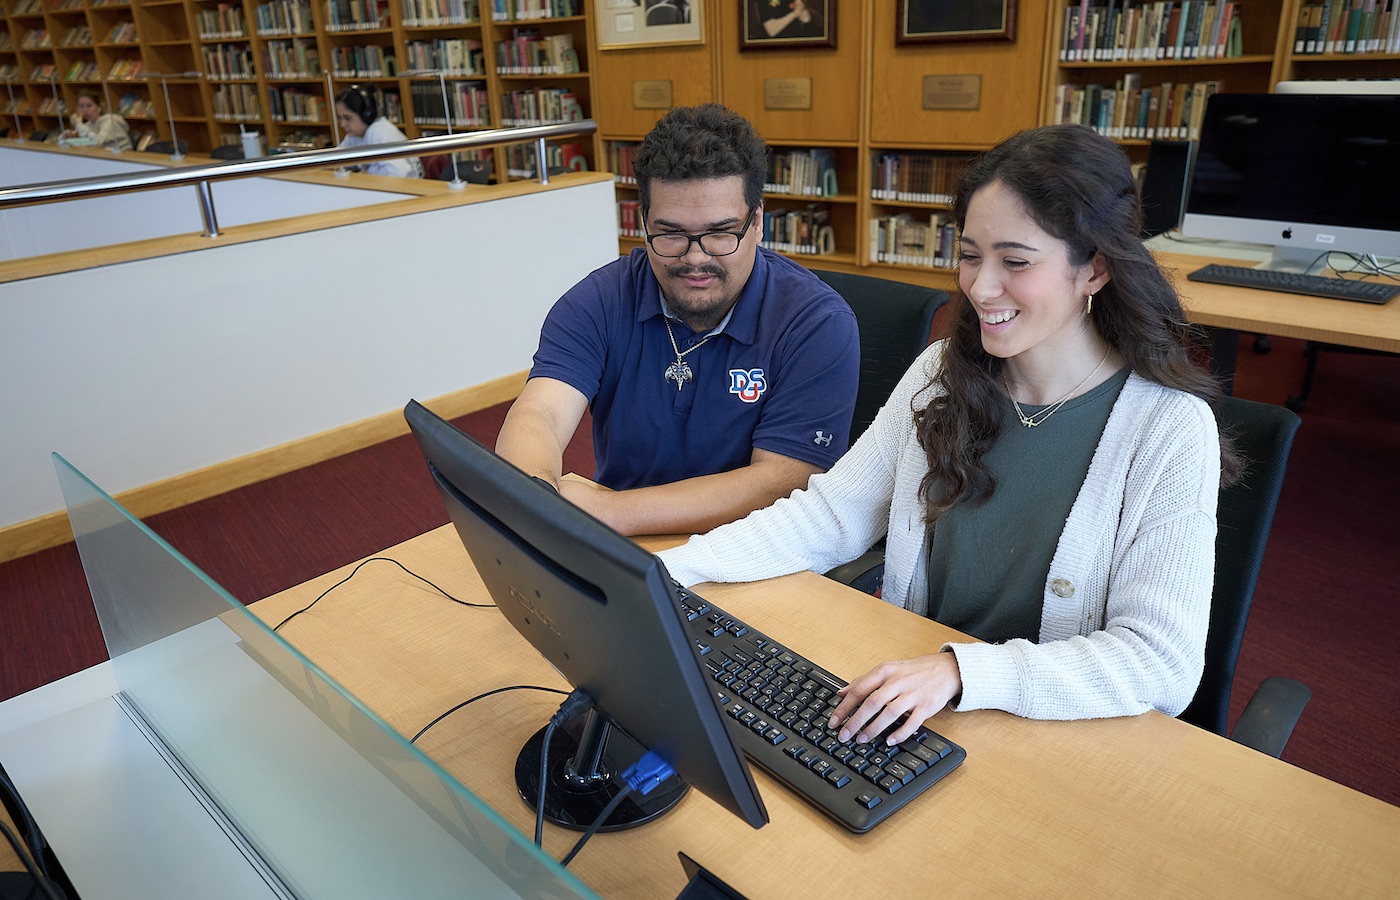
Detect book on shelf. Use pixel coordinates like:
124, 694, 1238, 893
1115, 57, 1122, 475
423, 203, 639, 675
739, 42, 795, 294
761, 204, 836, 257
869, 212, 957, 269
766, 148, 839, 198
1059, 2, 1245, 62
871, 152, 969, 205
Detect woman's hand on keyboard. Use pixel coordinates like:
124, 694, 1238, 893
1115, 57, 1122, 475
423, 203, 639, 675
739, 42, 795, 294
828, 650, 963, 746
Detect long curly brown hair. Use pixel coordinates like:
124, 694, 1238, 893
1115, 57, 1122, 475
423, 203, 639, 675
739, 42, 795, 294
914, 124, 1239, 523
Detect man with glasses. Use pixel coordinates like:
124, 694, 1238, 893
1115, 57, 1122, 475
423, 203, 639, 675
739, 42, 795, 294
496, 104, 859, 536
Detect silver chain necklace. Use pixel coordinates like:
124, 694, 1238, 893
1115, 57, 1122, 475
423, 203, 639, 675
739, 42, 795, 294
1002, 348, 1111, 428
662, 317, 712, 391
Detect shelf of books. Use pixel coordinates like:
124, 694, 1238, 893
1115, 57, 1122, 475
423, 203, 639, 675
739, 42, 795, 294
1045, 0, 1287, 146
865, 149, 971, 274
1282, 0, 1400, 82
0, 0, 596, 172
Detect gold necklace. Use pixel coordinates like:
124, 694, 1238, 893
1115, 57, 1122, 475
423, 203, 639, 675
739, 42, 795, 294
1003, 348, 1111, 428
662, 317, 712, 391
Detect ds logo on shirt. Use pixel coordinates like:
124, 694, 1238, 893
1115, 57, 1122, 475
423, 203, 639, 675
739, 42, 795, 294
728, 368, 768, 403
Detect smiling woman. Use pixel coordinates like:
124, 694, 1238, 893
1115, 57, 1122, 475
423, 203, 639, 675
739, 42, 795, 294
659, 123, 1241, 744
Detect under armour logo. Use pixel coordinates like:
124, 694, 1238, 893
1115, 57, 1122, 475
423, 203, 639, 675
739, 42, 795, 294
814, 431, 832, 447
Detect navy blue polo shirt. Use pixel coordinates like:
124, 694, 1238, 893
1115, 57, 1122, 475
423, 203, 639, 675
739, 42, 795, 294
529, 247, 860, 490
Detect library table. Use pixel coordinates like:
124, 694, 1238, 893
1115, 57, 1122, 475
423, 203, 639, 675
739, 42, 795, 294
251, 524, 1400, 899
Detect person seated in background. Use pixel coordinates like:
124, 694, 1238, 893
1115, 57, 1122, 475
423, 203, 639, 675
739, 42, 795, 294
658, 123, 1242, 744
495, 103, 860, 537
62, 90, 133, 151
333, 86, 422, 178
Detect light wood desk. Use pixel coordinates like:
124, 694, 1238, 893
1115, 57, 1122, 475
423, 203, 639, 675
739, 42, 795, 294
252, 525, 1400, 899
1160, 250, 1400, 354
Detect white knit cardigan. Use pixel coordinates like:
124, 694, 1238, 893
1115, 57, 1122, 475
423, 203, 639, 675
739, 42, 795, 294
658, 340, 1220, 720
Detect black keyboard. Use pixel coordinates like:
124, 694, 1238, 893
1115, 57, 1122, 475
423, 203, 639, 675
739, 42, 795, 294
677, 587, 965, 833
1187, 263, 1399, 305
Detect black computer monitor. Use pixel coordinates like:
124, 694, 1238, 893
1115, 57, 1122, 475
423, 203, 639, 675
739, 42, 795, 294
1181, 91, 1400, 274
403, 400, 768, 832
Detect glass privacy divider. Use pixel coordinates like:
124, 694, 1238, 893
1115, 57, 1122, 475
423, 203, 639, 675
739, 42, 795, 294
52, 452, 597, 900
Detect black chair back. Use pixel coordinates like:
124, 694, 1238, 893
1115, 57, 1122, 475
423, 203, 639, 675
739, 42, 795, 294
1180, 396, 1301, 735
812, 270, 949, 444
146, 139, 189, 155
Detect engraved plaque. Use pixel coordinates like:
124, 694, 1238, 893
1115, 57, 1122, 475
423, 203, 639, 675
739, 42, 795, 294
632, 80, 674, 109
764, 78, 813, 111
922, 75, 982, 111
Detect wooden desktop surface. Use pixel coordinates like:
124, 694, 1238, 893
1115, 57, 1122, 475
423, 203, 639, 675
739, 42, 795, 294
252, 525, 1400, 899
1161, 251, 1400, 353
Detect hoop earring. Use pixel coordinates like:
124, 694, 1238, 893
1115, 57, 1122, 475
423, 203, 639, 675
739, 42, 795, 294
1085, 293, 1094, 316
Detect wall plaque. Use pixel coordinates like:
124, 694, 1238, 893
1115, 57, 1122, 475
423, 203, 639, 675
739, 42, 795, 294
632, 80, 674, 110
764, 78, 813, 110
922, 75, 982, 110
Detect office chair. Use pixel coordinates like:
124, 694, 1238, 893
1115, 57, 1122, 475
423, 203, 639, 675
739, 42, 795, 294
1286, 342, 1395, 412
812, 269, 949, 445
209, 143, 244, 160
1178, 395, 1308, 755
146, 139, 188, 156
826, 396, 1310, 757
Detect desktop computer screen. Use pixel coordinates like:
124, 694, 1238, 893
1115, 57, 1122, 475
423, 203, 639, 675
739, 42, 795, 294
1181, 91, 1400, 273
403, 400, 768, 833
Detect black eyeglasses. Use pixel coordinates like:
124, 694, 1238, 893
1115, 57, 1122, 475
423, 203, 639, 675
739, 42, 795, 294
644, 207, 757, 258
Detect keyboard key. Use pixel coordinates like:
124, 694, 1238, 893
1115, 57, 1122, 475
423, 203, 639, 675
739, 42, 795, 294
855, 792, 882, 810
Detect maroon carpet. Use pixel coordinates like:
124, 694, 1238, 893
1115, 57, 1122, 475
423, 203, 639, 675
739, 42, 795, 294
2, 337, 1396, 809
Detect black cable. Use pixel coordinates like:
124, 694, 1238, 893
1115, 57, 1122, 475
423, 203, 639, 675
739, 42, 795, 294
273, 556, 493, 631
0, 819, 64, 900
559, 784, 634, 868
409, 684, 568, 745
532, 689, 594, 848
0, 766, 46, 882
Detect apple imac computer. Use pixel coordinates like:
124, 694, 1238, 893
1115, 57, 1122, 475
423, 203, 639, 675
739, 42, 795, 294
1180, 90, 1400, 275
403, 399, 768, 833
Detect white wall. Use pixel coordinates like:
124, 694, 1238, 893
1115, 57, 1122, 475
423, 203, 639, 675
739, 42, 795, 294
0, 146, 413, 260
0, 177, 617, 528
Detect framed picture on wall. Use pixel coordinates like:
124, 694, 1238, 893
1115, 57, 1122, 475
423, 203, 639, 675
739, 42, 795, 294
896, 0, 1016, 44
741, 0, 837, 51
596, 0, 706, 50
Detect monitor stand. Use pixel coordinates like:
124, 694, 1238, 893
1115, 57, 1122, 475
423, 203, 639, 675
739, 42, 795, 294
1256, 244, 1333, 275
515, 708, 688, 831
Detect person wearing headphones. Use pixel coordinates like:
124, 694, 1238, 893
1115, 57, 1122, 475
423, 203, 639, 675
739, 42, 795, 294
333, 86, 422, 178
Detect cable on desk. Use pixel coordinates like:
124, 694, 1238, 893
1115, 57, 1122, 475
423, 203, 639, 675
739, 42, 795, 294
535, 689, 595, 848
272, 556, 494, 631
409, 684, 569, 745
558, 751, 677, 868
0, 819, 66, 900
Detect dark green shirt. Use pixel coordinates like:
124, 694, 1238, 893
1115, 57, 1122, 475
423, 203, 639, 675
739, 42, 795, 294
925, 369, 1130, 643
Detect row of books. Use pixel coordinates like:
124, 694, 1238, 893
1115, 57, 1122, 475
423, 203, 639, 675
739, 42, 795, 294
1052, 76, 1222, 141
870, 213, 958, 269
871, 152, 970, 204
323, 0, 389, 30
62, 58, 98, 79
112, 91, 151, 115
211, 82, 260, 118
408, 77, 487, 124
263, 37, 320, 76
0, 62, 18, 78
0, 33, 10, 49
401, 0, 479, 26
761, 205, 837, 256
402, 37, 484, 74
514, 139, 584, 175
498, 85, 579, 125
20, 28, 50, 48
105, 21, 136, 42
58, 25, 92, 45
495, 29, 577, 74
8, 0, 41, 13
765, 148, 839, 197
203, 43, 255, 79
266, 84, 325, 119
1059, 0, 1243, 62
328, 43, 395, 76
27, 61, 56, 79
253, 0, 314, 35
490, 0, 578, 22
1295, 0, 1400, 54
106, 57, 142, 77
196, 4, 249, 40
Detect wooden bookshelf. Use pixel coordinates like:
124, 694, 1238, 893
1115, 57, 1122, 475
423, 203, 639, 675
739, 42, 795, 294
0, 0, 599, 173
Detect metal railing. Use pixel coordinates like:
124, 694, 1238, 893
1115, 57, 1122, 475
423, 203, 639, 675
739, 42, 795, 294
0, 120, 597, 238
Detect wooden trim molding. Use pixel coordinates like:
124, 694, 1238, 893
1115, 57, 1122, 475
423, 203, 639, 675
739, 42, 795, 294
0, 372, 526, 564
